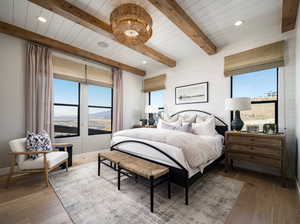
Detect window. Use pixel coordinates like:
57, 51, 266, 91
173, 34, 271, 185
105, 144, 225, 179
54, 79, 80, 138
149, 89, 165, 109
88, 85, 112, 135
231, 68, 278, 131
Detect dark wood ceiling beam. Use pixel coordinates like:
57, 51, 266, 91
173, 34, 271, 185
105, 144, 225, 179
29, 0, 176, 67
0, 21, 145, 76
282, 0, 300, 33
148, 0, 217, 55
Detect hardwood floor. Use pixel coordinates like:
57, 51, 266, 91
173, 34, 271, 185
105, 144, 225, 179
0, 151, 299, 224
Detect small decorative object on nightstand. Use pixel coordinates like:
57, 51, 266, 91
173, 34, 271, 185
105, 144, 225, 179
225, 131, 286, 187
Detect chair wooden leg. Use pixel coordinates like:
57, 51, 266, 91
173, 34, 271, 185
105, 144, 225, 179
65, 160, 68, 172
6, 155, 16, 188
44, 170, 49, 187
43, 154, 49, 187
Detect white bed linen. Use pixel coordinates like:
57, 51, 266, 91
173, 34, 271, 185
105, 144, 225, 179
111, 134, 224, 178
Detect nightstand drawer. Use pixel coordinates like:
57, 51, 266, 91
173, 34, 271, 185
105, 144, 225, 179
228, 144, 281, 159
228, 152, 281, 168
227, 135, 282, 148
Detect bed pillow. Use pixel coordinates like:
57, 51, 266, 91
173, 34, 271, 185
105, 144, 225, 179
26, 130, 52, 160
162, 114, 179, 122
195, 114, 209, 123
191, 116, 217, 136
157, 119, 181, 130
179, 113, 196, 123
176, 122, 192, 133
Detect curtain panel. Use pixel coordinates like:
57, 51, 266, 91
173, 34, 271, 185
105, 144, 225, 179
25, 42, 53, 138
112, 67, 123, 133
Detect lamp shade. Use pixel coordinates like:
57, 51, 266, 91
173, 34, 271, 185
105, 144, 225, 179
225, 97, 251, 111
145, 105, 158, 114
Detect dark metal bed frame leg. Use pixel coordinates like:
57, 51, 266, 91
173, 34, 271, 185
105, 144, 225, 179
150, 176, 154, 213
98, 157, 101, 176
185, 175, 189, 205
168, 173, 171, 199
118, 164, 121, 191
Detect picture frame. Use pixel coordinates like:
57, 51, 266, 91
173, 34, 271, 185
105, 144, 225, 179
175, 82, 209, 105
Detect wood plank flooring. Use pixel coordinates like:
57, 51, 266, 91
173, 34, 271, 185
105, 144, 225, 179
0, 151, 299, 224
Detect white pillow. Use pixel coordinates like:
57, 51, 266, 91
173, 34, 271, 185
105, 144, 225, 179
195, 115, 206, 123
161, 114, 179, 122
179, 113, 196, 123
176, 122, 192, 133
157, 119, 181, 130
191, 116, 217, 136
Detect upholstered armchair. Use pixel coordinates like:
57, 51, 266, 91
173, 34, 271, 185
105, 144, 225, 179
7, 138, 69, 187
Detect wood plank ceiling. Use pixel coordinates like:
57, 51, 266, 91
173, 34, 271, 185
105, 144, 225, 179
0, 0, 283, 74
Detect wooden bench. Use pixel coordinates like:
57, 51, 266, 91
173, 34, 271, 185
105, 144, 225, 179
98, 151, 135, 176
118, 156, 171, 213
98, 151, 171, 213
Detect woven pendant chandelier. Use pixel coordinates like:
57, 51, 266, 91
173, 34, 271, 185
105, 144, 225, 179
110, 3, 153, 46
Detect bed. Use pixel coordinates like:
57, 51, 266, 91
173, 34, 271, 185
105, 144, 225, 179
111, 110, 228, 205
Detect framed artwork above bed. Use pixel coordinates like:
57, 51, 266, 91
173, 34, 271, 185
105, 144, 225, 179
175, 82, 209, 104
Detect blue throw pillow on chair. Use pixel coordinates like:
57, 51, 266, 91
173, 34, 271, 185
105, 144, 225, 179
26, 130, 52, 160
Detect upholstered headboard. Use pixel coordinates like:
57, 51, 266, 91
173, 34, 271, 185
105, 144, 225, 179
170, 110, 228, 136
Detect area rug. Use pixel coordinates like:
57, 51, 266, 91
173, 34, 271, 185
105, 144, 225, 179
49, 162, 243, 224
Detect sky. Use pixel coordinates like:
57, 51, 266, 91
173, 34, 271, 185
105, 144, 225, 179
232, 68, 277, 98
54, 79, 112, 117
150, 89, 165, 107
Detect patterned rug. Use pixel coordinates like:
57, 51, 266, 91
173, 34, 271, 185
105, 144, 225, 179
49, 162, 243, 224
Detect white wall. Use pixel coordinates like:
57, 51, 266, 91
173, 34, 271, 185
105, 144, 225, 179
0, 33, 26, 168
147, 31, 297, 177
0, 33, 144, 169
295, 7, 300, 183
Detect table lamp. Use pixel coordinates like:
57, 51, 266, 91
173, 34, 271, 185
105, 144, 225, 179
225, 97, 251, 131
145, 105, 159, 125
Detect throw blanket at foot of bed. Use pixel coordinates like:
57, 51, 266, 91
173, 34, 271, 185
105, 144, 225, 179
113, 128, 220, 169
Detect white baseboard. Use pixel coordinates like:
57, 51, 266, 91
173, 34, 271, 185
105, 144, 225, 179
0, 167, 10, 176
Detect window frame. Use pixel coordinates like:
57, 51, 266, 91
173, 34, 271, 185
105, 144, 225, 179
230, 68, 279, 132
88, 87, 113, 136
54, 82, 81, 138
148, 90, 165, 110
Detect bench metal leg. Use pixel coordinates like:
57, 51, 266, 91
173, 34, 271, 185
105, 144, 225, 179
168, 173, 171, 199
185, 178, 189, 205
118, 164, 121, 191
98, 156, 101, 176
150, 176, 154, 213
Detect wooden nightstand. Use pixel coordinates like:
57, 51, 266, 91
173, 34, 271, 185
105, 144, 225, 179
132, 125, 157, 128
225, 131, 286, 186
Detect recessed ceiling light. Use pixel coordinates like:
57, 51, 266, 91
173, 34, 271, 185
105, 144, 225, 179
142, 60, 147, 64
38, 16, 47, 23
97, 41, 109, 48
234, 20, 244, 26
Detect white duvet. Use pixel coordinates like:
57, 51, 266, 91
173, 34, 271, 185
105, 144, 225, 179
112, 128, 223, 170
